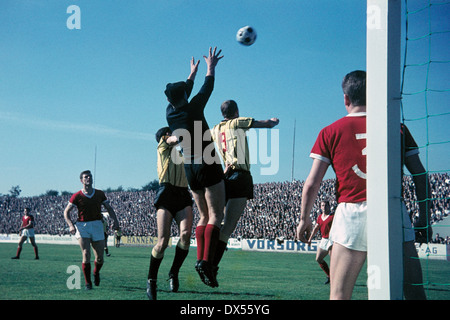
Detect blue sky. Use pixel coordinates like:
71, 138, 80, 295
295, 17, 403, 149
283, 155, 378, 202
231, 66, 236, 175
0, 0, 448, 197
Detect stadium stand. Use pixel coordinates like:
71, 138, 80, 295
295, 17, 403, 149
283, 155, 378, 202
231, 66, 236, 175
1, 174, 448, 244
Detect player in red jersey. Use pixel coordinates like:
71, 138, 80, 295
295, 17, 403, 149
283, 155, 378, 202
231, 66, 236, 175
64, 170, 120, 290
296, 71, 428, 300
307, 200, 334, 284
11, 208, 39, 260
296, 71, 367, 299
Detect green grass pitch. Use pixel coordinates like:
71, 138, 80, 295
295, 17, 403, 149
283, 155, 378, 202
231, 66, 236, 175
1, 243, 449, 301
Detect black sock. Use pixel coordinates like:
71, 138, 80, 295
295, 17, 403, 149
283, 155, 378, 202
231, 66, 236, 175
213, 240, 228, 267
170, 245, 189, 275
148, 254, 163, 280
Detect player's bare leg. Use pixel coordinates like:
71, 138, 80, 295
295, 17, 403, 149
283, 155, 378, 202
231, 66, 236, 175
78, 238, 93, 289
154, 208, 173, 254
11, 236, 27, 259
29, 237, 39, 259
329, 243, 366, 300
221, 198, 247, 241
175, 207, 193, 249
78, 238, 104, 289
213, 197, 247, 268
79, 238, 91, 263
91, 239, 105, 287
315, 247, 330, 283
168, 207, 193, 292
146, 208, 172, 300
193, 190, 209, 227
204, 180, 225, 227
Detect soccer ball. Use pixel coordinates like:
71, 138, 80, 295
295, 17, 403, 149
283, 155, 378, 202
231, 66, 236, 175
236, 26, 257, 46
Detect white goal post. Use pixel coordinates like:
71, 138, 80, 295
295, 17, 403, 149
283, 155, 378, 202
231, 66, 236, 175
366, 0, 404, 299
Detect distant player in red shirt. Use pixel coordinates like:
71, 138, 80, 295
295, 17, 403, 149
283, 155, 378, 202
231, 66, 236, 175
307, 200, 334, 284
296, 71, 427, 300
64, 170, 120, 290
11, 208, 39, 260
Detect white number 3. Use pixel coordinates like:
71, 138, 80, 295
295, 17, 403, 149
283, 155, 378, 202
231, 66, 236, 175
352, 133, 367, 179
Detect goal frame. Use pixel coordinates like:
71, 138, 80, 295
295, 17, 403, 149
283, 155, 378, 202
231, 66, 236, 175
366, 0, 404, 300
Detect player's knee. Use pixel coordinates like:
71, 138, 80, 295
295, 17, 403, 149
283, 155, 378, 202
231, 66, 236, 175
177, 240, 190, 251
152, 245, 166, 259
179, 229, 191, 242
155, 240, 169, 253
198, 214, 209, 225
178, 238, 191, 250
82, 249, 91, 261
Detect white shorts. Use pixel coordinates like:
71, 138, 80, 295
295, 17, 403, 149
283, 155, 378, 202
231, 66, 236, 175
329, 202, 416, 252
329, 202, 368, 251
319, 238, 333, 251
75, 220, 105, 242
21, 228, 35, 238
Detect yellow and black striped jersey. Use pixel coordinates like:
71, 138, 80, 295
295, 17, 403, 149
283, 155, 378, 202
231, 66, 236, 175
211, 117, 254, 172
157, 137, 188, 187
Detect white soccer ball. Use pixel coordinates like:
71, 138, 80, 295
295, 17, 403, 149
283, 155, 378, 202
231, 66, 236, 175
236, 26, 257, 46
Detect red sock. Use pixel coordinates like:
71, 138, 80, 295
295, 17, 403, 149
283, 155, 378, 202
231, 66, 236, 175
16, 247, 22, 258
195, 225, 206, 261
203, 224, 220, 262
94, 261, 103, 275
82, 263, 91, 285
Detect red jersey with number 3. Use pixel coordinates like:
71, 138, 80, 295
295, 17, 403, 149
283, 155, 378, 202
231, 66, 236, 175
310, 113, 367, 203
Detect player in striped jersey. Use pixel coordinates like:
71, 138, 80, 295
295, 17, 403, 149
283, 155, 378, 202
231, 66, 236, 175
147, 127, 193, 300
210, 100, 279, 275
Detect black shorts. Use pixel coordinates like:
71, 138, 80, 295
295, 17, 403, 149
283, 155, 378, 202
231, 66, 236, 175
224, 169, 254, 200
184, 162, 224, 191
154, 183, 193, 216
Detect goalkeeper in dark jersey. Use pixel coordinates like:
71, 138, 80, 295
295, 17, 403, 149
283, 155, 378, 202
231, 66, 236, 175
165, 47, 225, 288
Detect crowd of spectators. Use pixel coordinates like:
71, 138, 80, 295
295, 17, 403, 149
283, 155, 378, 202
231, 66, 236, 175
1, 173, 449, 243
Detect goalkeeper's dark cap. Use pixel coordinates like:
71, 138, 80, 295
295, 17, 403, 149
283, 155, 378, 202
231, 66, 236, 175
165, 81, 186, 104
